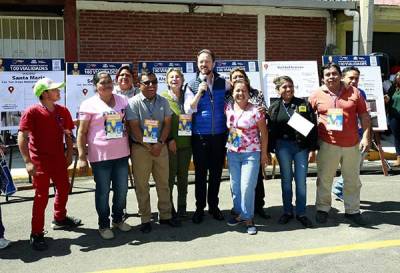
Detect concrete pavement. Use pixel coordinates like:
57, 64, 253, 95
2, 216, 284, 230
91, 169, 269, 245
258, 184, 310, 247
0, 172, 399, 273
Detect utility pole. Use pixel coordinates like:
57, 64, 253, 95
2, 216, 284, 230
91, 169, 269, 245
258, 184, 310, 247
359, 0, 374, 54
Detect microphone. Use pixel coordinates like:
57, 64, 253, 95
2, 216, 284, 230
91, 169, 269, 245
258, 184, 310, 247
199, 74, 207, 82
198, 74, 208, 97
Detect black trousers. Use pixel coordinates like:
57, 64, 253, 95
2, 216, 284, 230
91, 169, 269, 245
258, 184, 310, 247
254, 165, 265, 210
192, 133, 227, 211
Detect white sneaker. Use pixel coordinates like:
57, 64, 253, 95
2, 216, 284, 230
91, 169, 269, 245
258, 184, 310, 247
112, 222, 132, 232
98, 228, 114, 240
0, 238, 11, 249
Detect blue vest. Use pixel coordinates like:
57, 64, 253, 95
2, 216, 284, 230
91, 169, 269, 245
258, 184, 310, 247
188, 73, 227, 135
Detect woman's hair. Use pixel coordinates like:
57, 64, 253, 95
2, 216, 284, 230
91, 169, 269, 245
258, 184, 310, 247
166, 68, 185, 88
232, 79, 250, 92
229, 67, 250, 83
273, 75, 294, 90
115, 65, 134, 81
93, 71, 111, 86
197, 49, 215, 62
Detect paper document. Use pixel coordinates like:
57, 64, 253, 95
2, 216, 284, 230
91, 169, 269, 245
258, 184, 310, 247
287, 112, 314, 137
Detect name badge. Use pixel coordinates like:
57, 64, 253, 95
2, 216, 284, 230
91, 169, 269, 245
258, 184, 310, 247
227, 128, 243, 152
105, 114, 123, 139
298, 105, 307, 113
143, 119, 159, 143
178, 114, 192, 136
327, 108, 343, 131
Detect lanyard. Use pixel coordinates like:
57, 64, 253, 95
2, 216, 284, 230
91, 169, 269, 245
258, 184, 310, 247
144, 96, 157, 119
282, 101, 293, 118
329, 89, 343, 108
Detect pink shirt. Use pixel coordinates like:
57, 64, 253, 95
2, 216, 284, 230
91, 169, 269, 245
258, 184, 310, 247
225, 103, 265, 153
79, 94, 130, 162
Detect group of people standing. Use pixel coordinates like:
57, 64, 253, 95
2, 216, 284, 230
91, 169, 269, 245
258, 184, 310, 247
1, 48, 381, 251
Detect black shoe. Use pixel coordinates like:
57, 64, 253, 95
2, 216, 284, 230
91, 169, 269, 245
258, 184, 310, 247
209, 208, 224, 221
171, 207, 178, 218
315, 211, 329, 224
51, 215, 82, 230
278, 214, 294, 224
230, 208, 239, 216
255, 207, 271, 219
296, 215, 313, 228
30, 233, 48, 251
159, 218, 181, 227
192, 210, 204, 224
177, 207, 187, 218
345, 213, 367, 226
140, 222, 152, 233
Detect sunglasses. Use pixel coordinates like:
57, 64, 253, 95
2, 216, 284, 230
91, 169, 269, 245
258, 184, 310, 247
140, 80, 158, 86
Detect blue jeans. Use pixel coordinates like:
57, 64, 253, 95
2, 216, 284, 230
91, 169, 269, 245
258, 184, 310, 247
91, 156, 129, 229
227, 151, 260, 220
275, 139, 309, 216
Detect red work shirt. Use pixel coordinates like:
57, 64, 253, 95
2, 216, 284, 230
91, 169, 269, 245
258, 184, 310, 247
19, 104, 74, 170
309, 84, 367, 147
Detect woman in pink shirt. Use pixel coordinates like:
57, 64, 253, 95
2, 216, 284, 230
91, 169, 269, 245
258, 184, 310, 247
225, 79, 268, 235
77, 71, 131, 240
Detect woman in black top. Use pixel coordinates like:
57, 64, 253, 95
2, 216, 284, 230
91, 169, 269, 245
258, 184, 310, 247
268, 76, 317, 228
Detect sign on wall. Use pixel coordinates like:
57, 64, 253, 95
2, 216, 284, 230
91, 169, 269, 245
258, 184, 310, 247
215, 60, 262, 91
322, 55, 387, 131
0, 58, 65, 131
138, 61, 197, 93
65, 62, 132, 120
261, 61, 320, 105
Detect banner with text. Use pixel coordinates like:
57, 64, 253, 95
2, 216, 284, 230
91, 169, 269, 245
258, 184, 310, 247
322, 55, 387, 131
0, 58, 65, 131
66, 62, 132, 120
261, 61, 320, 105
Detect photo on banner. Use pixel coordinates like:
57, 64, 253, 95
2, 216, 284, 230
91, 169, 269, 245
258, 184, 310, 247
0, 58, 65, 143
322, 55, 387, 131
65, 62, 132, 121
215, 60, 262, 95
138, 61, 197, 93
261, 61, 320, 106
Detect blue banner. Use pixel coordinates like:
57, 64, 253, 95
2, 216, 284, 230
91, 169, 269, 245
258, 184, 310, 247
138, 61, 196, 74
0, 58, 64, 72
215, 60, 259, 73
66, 62, 132, 76
322, 55, 380, 67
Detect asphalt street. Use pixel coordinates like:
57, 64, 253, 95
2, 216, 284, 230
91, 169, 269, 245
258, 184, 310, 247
0, 171, 399, 273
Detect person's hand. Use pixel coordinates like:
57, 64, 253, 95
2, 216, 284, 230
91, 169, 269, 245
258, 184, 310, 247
261, 152, 269, 167
257, 106, 267, 115
77, 159, 89, 175
308, 151, 316, 163
359, 137, 370, 153
384, 94, 390, 104
168, 140, 177, 154
198, 82, 208, 96
150, 143, 163, 157
25, 162, 37, 176
66, 154, 73, 167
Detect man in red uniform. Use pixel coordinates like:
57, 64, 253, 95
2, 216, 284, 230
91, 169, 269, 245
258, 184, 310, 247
18, 78, 82, 251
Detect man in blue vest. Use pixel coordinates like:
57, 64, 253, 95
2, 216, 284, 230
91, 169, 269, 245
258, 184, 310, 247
184, 49, 230, 223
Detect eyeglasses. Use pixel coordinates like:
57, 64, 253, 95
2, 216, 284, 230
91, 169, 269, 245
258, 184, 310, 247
140, 80, 158, 86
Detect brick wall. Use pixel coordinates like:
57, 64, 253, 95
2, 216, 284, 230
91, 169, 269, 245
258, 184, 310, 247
78, 11, 326, 65
265, 16, 326, 64
78, 11, 258, 62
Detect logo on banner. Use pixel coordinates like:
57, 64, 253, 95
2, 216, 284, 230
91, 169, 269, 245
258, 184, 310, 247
82, 89, 88, 96
8, 86, 14, 94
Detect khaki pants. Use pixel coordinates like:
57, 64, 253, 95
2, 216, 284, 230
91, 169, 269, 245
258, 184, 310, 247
131, 144, 172, 223
316, 140, 362, 214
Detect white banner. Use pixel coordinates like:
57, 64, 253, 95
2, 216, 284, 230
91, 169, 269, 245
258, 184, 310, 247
261, 61, 320, 105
